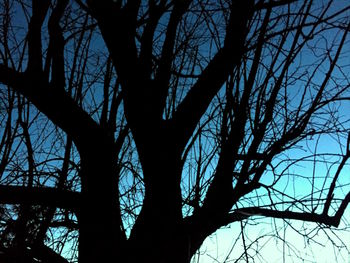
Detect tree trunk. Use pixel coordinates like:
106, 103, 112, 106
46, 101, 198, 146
77, 138, 123, 263
126, 225, 192, 263
126, 133, 192, 263
76, 126, 198, 263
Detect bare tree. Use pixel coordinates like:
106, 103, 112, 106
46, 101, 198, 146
0, 0, 349, 263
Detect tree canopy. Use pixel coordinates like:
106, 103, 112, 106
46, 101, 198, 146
0, 0, 349, 262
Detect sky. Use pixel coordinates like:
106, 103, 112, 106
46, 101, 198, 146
1, 1, 350, 262
190, 2, 350, 262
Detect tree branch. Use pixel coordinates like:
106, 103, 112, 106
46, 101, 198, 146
0, 243, 70, 263
46, 0, 69, 89
323, 133, 350, 215
172, 0, 254, 149
27, 0, 50, 72
154, 0, 192, 116
229, 205, 350, 227
0, 64, 104, 153
195, 2, 272, 223
255, 0, 297, 10
0, 185, 81, 210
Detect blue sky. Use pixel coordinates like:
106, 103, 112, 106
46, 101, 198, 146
1, 1, 350, 262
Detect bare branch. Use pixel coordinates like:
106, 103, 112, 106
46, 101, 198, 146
0, 185, 80, 210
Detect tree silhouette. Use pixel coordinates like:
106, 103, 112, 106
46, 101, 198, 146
0, 0, 349, 262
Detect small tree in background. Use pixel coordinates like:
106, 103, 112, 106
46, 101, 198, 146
0, 0, 349, 262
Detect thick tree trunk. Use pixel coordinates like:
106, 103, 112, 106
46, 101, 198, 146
77, 138, 123, 263
126, 133, 192, 263
126, 234, 192, 263
75, 123, 199, 263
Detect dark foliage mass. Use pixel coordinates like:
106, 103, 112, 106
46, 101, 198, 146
0, 0, 349, 262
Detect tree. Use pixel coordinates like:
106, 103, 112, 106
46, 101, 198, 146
0, 0, 349, 262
